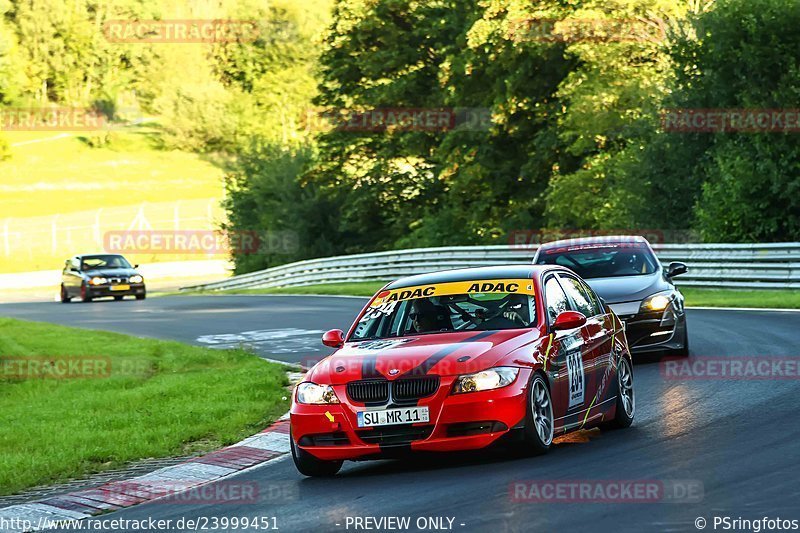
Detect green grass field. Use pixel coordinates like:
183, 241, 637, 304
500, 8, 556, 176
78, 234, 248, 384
0, 123, 228, 273
0, 318, 289, 496
202, 282, 800, 309
679, 287, 800, 309
1, 125, 225, 219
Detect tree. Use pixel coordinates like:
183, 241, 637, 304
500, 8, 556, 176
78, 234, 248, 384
647, 0, 800, 241
223, 143, 333, 273
305, 0, 579, 252
0, 0, 24, 104
542, 0, 689, 231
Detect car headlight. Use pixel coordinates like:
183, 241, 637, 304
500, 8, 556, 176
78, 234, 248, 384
641, 291, 675, 312
130, 275, 143, 283
89, 277, 107, 285
296, 382, 340, 404
452, 367, 519, 394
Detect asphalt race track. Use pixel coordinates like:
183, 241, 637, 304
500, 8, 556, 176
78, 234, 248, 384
2, 295, 800, 532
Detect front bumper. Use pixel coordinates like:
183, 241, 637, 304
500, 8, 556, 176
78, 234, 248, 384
87, 283, 146, 298
615, 304, 687, 353
290, 368, 532, 461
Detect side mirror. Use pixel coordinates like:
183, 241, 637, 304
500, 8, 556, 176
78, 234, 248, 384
322, 329, 345, 348
666, 261, 688, 278
552, 311, 587, 331
133, 264, 139, 269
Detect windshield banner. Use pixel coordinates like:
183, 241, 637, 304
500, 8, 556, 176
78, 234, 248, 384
369, 279, 536, 307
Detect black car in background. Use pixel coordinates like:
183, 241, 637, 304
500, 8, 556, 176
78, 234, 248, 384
60, 254, 146, 303
533, 236, 689, 356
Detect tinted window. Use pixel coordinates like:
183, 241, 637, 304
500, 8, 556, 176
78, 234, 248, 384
351, 291, 537, 341
582, 281, 605, 316
559, 275, 599, 317
536, 243, 658, 279
80, 254, 131, 270
544, 277, 569, 325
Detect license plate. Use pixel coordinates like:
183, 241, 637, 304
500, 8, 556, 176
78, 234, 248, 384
110, 285, 130, 291
357, 406, 429, 428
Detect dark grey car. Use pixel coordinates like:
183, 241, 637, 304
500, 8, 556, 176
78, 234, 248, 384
60, 254, 146, 303
533, 236, 689, 356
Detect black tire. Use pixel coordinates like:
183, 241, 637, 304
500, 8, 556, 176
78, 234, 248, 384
135, 293, 146, 300
605, 357, 635, 429
521, 372, 554, 455
60, 285, 71, 303
290, 428, 343, 477
80, 283, 93, 303
114, 296, 124, 301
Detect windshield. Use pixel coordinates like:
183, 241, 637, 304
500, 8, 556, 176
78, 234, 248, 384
535, 243, 658, 279
351, 279, 537, 341
80, 255, 132, 270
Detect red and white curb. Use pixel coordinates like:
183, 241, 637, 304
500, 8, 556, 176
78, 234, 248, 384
0, 416, 292, 532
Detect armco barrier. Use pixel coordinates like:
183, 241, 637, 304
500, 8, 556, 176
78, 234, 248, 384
181, 243, 800, 292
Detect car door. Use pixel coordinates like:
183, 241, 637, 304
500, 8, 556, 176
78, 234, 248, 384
557, 273, 613, 417
579, 277, 616, 400
64, 257, 82, 295
543, 274, 589, 425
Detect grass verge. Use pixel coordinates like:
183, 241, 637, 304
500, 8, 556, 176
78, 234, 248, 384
0, 318, 289, 496
1, 125, 225, 219
202, 281, 387, 297
196, 282, 799, 310
679, 287, 800, 309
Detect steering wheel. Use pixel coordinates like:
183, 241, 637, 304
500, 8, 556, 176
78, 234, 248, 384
453, 301, 512, 330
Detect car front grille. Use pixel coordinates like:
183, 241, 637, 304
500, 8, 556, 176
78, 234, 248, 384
356, 425, 434, 445
109, 277, 128, 284
347, 377, 440, 404
297, 432, 350, 447
393, 377, 439, 401
446, 421, 508, 438
347, 380, 390, 404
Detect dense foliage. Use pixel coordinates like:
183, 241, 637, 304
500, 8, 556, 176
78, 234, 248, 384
250, 0, 798, 271
2, 0, 797, 273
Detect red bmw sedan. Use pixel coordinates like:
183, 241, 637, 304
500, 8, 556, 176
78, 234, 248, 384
290, 265, 635, 476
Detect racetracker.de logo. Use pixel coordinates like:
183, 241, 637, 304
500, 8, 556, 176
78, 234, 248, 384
0, 107, 107, 131
507, 229, 699, 251
0, 356, 111, 379
510, 479, 703, 503
661, 357, 800, 380
661, 109, 800, 133
508, 17, 666, 43
300, 107, 491, 133
99, 480, 260, 505
102, 19, 259, 43
103, 230, 299, 255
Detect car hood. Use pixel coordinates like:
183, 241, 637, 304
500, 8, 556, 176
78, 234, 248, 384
306, 329, 542, 384
83, 268, 139, 278
585, 272, 671, 304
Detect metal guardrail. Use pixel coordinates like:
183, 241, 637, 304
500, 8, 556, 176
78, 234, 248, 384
181, 243, 800, 292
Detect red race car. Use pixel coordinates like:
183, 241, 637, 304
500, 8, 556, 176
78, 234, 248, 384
290, 265, 635, 476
